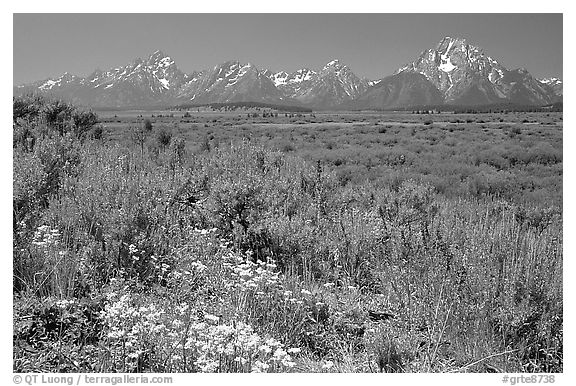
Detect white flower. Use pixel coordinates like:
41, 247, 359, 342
301, 289, 312, 295
288, 347, 301, 354
283, 359, 296, 367
204, 314, 220, 323
128, 244, 138, 255
322, 360, 334, 369
252, 360, 270, 373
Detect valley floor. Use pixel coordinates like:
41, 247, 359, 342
13, 97, 563, 373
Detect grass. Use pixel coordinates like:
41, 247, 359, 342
13, 95, 562, 373
98, 108, 562, 206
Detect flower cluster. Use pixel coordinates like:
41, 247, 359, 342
186, 319, 297, 372
194, 227, 219, 236
100, 291, 167, 371
100, 283, 299, 372
220, 251, 281, 293
31, 225, 61, 249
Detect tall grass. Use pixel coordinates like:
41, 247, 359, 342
13, 95, 562, 373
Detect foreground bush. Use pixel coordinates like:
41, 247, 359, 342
13, 96, 562, 372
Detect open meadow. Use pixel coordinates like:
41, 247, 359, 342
13, 97, 562, 373
99, 107, 562, 206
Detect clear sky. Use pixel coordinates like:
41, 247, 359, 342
13, 13, 563, 84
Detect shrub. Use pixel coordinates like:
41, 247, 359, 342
155, 127, 173, 149
12, 97, 563, 373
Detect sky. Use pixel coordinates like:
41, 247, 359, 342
13, 13, 563, 84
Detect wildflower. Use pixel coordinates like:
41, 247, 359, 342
235, 357, 249, 365
323, 282, 335, 288
322, 360, 334, 369
252, 361, 270, 373
128, 244, 138, 255
288, 347, 301, 354
191, 261, 207, 272
301, 289, 312, 295
55, 299, 74, 309
204, 314, 220, 323
198, 360, 218, 372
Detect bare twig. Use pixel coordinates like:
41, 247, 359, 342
451, 349, 519, 373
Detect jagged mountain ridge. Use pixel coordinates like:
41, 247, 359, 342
14, 37, 562, 109
174, 61, 294, 105
263, 60, 370, 108
539, 77, 563, 96
393, 36, 560, 106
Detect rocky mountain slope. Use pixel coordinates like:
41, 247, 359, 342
391, 36, 560, 106
265, 60, 369, 109
14, 37, 562, 109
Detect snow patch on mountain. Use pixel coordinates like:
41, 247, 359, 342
439, 53, 456, 72
539, 77, 562, 85
39, 79, 58, 91
158, 78, 170, 89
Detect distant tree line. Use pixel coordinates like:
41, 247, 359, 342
175, 101, 313, 113
405, 102, 563, 114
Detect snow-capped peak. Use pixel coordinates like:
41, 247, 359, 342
323, 59, 345, 71
148, 50, 166, 60
539, 77, 562, 85
269, 71, 290, 86
38, 72, 78, 91
291, 68, 316, 82
437, 36, 467, 50
146, 50, 174, 68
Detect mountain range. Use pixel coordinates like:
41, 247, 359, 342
14, 37, 563, 110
